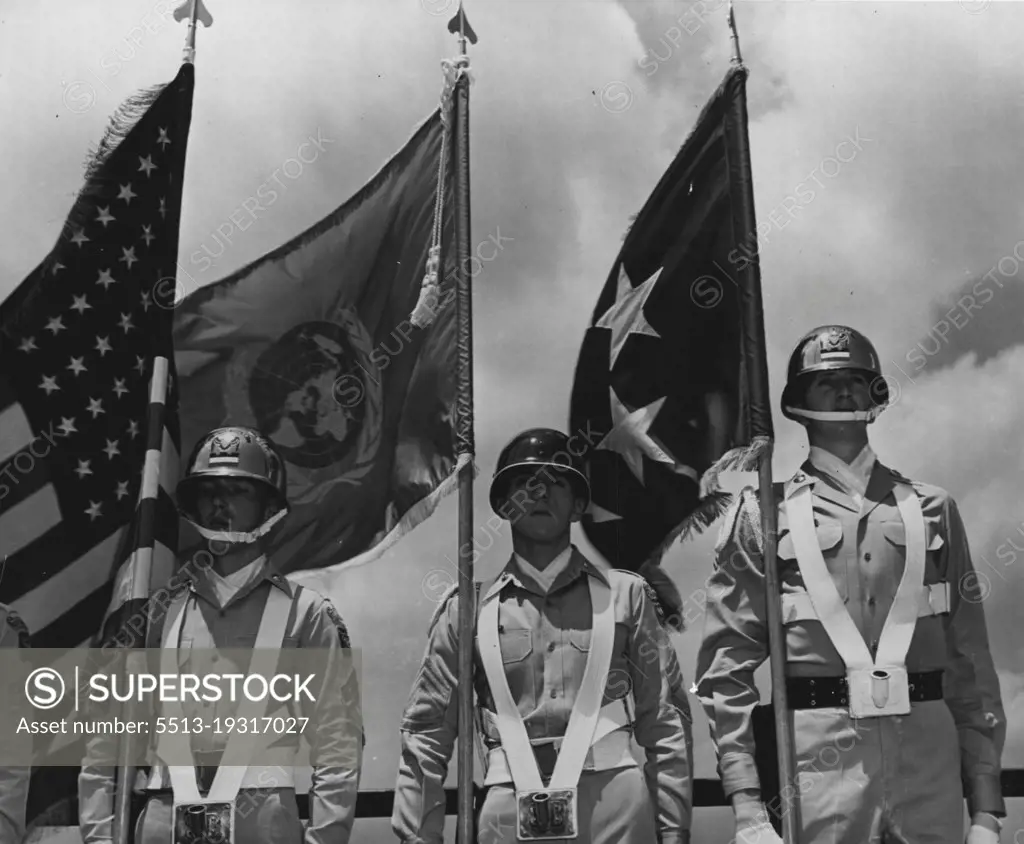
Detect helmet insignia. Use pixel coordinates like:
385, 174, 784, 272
209, 430, 243, 465
819, 327, 853, 357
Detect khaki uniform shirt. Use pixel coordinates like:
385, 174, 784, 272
694, 459, 1006, 817
392, 546, 693, 844
78, 555, 363, 843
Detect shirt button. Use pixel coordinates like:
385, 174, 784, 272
550, 689, 557, 699
547, 642, 555, 653
864, 553, 872, 562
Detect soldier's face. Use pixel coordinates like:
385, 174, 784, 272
194, 478, 269, 533
504, 469, 585, 541
804, 370, 872, 413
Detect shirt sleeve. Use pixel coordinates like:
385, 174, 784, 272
301, 595, 363, 844
0, 611, 31, 843
940, 494, 1005, 817
626, 574, 693, 843
692, 487, 769, 799
391, 589, 461, 844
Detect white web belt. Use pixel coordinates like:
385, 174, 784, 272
156, 587, 293, 806
787, 480, 927, 717
477, 575, 616, 792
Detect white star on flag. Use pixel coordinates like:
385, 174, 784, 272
120, 247, 138, 269
96, 207, 115, 227
20, 337, 37, 353
70, 294, 91, 314
117, 183, 137, 204
75, 460, 93, 479
45, 316, 65, 335
85, 501, 103, 520
67, 357, 87, 376
104, 440, 121, 460
95, 336, 113, 356
157, 127, 171, 149
96, 269, 116, 289
39, 375, 59, 395
596, 388, 678, 486
59, 417, 78, 436
112, 377, 128, 398
140, 225, 155, 246
87, 398, 105, 418
70, 227, 89, 247
587, 500, 623, 523
594, 265, 663, 370
138, 155, 156, 176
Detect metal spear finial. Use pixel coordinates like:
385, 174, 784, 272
173, 0, 214, 65
728, 0, 743, 67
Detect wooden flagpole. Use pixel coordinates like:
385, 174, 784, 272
112, 357, 171, 844
728, 3, 799, 841
450, 8, 476, 844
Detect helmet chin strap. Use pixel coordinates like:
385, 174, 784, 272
785, 406, 884, 424
186, 508, 288, 545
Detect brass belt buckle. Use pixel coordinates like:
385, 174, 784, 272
174, 800, 234, 844
515, 788, 578, 840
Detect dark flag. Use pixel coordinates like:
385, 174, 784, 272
0, 63, 194, 826
568, 65, 772, 624
173, 110, 459, 581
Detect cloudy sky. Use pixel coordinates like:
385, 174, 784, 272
3, 0, 1023, 837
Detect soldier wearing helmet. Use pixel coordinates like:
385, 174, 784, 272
694, 326, 1006, 844
392, 428, 693, 844
79, 426, 363, 844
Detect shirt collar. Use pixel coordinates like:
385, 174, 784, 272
808, 443, 877, 501
513, 545, 574, 592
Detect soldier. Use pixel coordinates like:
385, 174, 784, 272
0, 605, 31, 843
392, 428, 693, 844
79, 426, 363, 844
694, 326, 1006, 843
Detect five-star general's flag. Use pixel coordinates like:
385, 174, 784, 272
174, 109, 459, 579
569, 66, 773, 620
0, 62, 194, 825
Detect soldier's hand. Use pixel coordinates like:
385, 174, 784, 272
966, 823, 1000, 844
733, 816, 784, 844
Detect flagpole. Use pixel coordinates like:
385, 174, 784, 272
450, 12, 476, 844
728, 3, 799, 841
112, 357, 171, 844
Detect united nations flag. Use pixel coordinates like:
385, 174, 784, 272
173, 109, 459, 576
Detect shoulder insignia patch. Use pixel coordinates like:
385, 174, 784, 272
640, 579, 668, 626
4, 610, 31, 648
322, 601, 351, 649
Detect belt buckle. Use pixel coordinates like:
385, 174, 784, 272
173, 800, 234, 844
515, 788, 578, 840
847, 667, 911, 718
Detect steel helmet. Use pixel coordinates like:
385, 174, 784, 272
177, 426, 289, 544
489, 428, 591, 516
781, 325, 889, 423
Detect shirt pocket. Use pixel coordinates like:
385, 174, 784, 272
777, 518, 843, 560
499, 627, 533, 664
880, 520, 945, 552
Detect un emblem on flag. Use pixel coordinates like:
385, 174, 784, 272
241, 311, 381, 478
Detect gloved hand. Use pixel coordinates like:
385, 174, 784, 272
966, 823, 1000, 844
734, 809, 784, 844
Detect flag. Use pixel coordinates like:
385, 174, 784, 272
0, 62, 194, 825
447, 2, 478, 45
568, 66, 772, 622
173, 109, 460, 580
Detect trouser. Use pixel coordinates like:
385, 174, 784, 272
787, 700, 965, 843
134, 788, 303, 844
476, 767, 658, 844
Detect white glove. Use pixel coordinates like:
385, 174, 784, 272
966, 823, 1000, 844
734, 814, 784, 844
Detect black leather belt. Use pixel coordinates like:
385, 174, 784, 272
786, 671, 944, 710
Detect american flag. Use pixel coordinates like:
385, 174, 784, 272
0, 62, 194, 825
